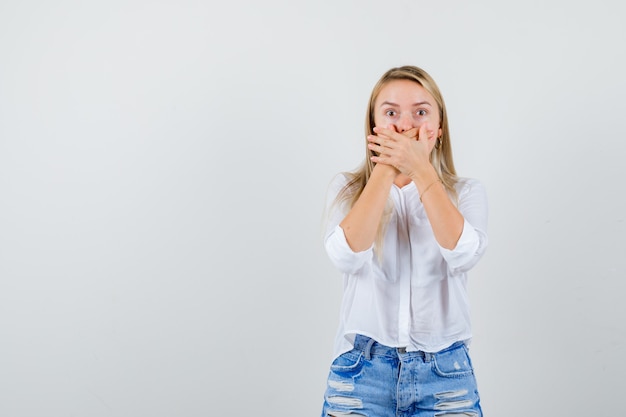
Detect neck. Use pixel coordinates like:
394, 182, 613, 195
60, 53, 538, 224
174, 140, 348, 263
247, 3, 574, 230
394, 174, 412, 188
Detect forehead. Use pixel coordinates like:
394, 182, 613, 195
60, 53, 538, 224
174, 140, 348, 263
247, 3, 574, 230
375, 79, 434, 105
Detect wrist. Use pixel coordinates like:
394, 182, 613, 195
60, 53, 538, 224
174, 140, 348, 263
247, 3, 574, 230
419, 178, 443, 202
373, 163, 399, 181
410, 165, 438, 187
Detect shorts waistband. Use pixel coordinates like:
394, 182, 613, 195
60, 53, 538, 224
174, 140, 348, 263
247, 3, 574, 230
353, 334, 465, 361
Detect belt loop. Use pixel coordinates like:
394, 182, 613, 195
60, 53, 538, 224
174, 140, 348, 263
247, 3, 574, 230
363, 337, 375, 360
424, 352, 434, 362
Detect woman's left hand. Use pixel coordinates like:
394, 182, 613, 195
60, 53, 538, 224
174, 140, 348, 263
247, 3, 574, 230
368, 123, 438, 180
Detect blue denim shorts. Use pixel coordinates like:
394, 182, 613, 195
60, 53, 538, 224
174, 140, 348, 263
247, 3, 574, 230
320, 335, 482, 417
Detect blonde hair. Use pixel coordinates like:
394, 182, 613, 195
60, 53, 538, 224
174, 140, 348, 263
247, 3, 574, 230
333, 66, 459, 253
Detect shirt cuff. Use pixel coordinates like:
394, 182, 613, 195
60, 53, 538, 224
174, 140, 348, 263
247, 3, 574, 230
325, 224, 373, 274
439, 219, 486, 273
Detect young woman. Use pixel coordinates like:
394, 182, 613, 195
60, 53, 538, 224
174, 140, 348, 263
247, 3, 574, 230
320, 66, 488, 417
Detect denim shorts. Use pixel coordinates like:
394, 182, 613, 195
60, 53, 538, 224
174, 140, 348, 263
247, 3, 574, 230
320, 335, 482, 417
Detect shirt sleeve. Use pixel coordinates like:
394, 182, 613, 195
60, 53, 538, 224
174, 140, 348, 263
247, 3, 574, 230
325, 225, 374, 274
322, 174, 374, 275
439, 179, 489, 274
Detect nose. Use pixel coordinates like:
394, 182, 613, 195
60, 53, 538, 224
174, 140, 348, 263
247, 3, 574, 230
395, 112, 414, 133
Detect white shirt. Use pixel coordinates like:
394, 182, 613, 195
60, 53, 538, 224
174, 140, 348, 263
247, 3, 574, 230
324, 174, 488, 359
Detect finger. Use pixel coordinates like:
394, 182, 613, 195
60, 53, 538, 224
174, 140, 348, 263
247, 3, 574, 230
373, 126, 400, 141
403, 127, 419, 140
367, 135, 385, 149
418, 123, 434, 142
375, 125, 417, 143
370, 154, 391, 165
368, 141, 389, 156
368, 132, 398, 151
368, 130, 393, 143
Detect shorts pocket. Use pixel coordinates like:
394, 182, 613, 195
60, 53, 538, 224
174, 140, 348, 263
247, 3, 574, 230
432, 345, 474, 378
330, 349, 365, 377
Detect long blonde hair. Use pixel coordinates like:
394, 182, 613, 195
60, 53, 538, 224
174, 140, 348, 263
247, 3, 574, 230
333, 66, 459, 252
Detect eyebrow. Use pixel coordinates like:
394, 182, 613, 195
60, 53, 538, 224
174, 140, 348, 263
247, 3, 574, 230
379, 101, 432, 107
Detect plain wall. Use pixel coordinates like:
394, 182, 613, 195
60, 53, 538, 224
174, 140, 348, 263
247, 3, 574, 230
1, 1, 624, 416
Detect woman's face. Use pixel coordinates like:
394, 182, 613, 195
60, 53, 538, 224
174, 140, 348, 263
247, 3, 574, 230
373, 79, 442, 139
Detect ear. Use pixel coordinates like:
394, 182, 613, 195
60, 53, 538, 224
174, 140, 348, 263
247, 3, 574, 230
438, 127, 443, 138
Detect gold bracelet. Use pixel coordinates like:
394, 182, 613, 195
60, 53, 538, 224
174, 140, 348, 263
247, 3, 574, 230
419, 179, 442, 202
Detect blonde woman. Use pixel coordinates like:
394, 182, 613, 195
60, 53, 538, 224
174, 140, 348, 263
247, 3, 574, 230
320, 66, 488, 417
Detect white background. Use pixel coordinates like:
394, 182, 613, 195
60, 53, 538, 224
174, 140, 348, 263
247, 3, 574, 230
1, 1, 625, 416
